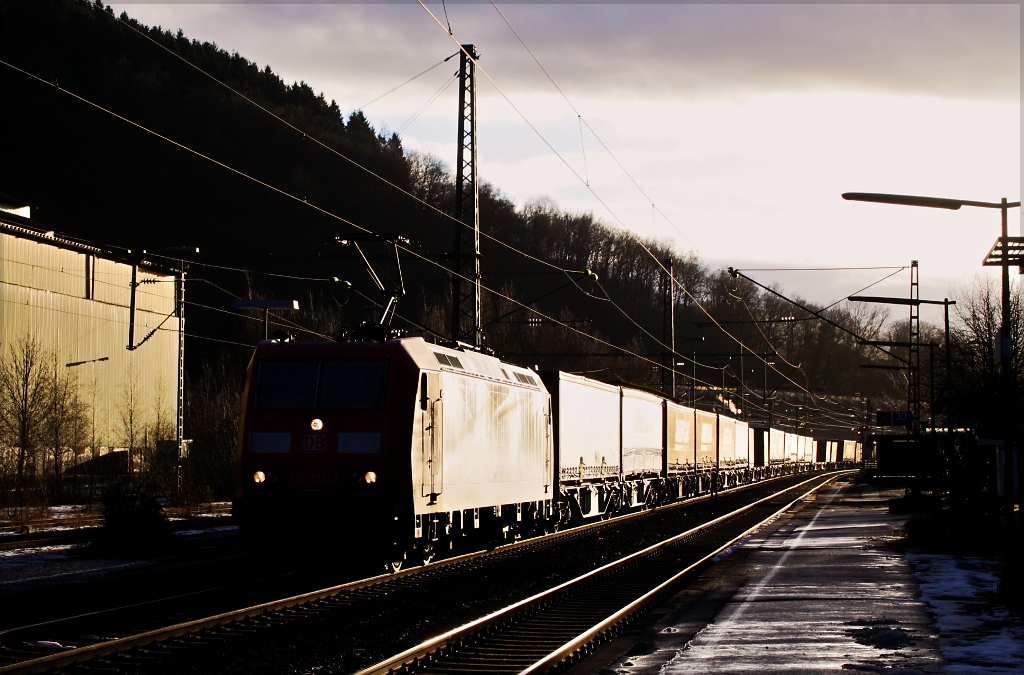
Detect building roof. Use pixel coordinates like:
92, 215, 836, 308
0, 205, 175, 275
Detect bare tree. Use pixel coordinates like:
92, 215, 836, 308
144, 375, 177, 496
185, 354, 243, 503
951, 275, 1023, 436
0, 335, 52, 504
46, 355, 87, 501
119, 361, 144, 477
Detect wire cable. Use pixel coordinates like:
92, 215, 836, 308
103, 11, 587, 277
417, 2, 861, 416
3, 34, 867, 423
359, 52, 459, 111
104, 6, 834, 414
0, 57, 682, 379
488, 0, 707, 260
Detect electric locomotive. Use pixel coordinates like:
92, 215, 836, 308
235, 336, 553, 569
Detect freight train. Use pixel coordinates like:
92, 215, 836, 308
234, 337, 860, 569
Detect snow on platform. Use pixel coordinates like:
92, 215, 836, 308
594, 482, 1022, 673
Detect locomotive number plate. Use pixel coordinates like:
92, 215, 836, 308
303, 434, 327, 451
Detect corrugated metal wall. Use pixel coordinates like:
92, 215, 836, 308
0, 230, 178, 450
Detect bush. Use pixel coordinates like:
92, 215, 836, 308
97, 479, 173, 553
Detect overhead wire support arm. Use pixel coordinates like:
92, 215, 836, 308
728, 267, 906, 364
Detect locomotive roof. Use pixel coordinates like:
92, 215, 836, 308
250, 337, 546, 391
402, 338, 546, 391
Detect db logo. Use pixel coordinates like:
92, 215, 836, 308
303, 434, 327, 451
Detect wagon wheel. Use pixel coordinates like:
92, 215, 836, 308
419, 541, 436, 566
644, 485, 659, 510
554, 503, 573, 531
387, 549, 406, 573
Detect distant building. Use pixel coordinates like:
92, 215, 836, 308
0, 197, 179, 472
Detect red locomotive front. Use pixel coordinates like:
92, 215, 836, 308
234, 339, 418, 567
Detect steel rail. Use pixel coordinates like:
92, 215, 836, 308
522, 475, 840, 673
354, 471, 847, 675
0, 469, 832, 674
0, 477, 727, 672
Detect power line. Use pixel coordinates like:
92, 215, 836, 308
415, 2, 865, 421
359, 52, 459, 111
5, 21, 868, 424
0, 57, 677, 380
487, 1, 706, 260
103, 11, 587, 278
104, 6, 835, 412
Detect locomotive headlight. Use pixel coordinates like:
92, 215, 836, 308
310, 418, 324, 431
364, 471, 377, 484
253, 470, 267, 484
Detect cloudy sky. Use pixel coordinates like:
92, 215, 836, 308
115, 1, 1020, 326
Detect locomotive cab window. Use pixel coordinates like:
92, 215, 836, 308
254, 360, 320, 409
321, 360, 388, 410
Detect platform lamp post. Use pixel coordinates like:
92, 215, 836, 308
232, 299, 301, 341
843, 192, 1021, 509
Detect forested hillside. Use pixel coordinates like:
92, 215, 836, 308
14, 0, 1016, 465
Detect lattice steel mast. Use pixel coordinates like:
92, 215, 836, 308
909, 260, 920, 432
451, 44, 482, 348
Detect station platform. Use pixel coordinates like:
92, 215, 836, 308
576, 479, 1023, 674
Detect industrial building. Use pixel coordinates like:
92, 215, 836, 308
0, 196, 179, 489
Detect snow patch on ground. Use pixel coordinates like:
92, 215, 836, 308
0, 544, 147, 586
172, 525, 238, 537
0, 544, 78, 564
907, 552, 1024, 673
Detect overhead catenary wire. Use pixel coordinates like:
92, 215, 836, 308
101, 10, 587, 278
487, 1, 707, 260
730, 292, 877, 420
103, 4, 846, 414
359, 52, 460, 111
730, 267, 907, 366
474, 4, 881, 424
397, 71, 459, 135
0, 58, 685, 380
416, 2, 866, 421
739, 266, 907, 271
820, 266, 908, 312
48, 6, 872, 433
50, 16, 725, 380
18, 9, 872, 422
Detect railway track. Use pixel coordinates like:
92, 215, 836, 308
0, 470, 844, 674
356, 472, 844, 674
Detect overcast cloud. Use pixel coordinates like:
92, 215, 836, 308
120, 3, 1020, 102
112, 2, 1020, 310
